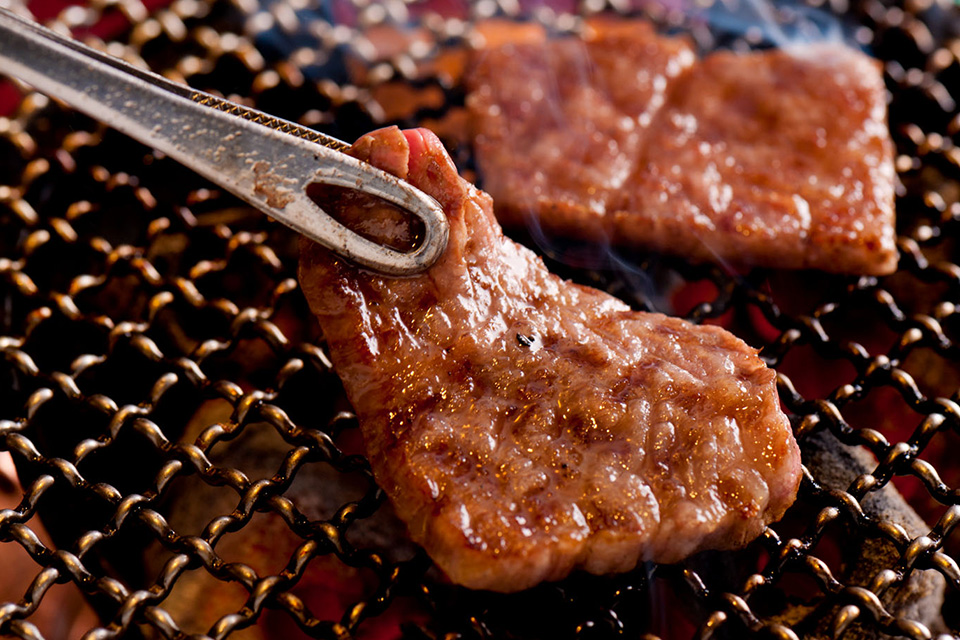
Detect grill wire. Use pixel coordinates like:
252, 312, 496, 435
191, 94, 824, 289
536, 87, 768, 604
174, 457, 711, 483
3, 0, 960, 638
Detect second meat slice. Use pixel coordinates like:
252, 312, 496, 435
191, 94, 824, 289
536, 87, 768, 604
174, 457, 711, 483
467, 21, 897, 275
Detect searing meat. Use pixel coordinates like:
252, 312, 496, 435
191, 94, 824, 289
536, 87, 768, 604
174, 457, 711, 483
299, 127, 802, 592
466, 20, 696, 241
631, 45, 897, 274
467, 23, 897, 275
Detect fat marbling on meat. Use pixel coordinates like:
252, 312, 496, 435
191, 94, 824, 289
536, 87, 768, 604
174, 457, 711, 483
299, 126, 802, 592
467, 21, 897, 275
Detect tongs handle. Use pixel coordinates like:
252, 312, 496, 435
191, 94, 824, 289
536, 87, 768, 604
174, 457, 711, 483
0, 8, 449, 276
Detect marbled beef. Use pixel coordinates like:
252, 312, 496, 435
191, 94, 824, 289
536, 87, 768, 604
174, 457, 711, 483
299, 127, 801, 592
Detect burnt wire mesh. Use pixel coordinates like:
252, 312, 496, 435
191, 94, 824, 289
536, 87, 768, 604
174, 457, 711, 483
2, 0, 960, 638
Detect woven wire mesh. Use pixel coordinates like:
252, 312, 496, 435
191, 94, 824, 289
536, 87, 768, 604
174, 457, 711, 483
2, 0, 960, 638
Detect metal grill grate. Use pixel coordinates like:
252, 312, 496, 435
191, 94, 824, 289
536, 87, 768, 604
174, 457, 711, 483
2, 0, 960, 638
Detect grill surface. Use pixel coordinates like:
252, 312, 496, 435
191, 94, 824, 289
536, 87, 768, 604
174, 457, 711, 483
3, 0, 960, 638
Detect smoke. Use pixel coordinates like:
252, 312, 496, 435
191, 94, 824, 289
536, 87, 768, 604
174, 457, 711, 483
696, 0, 861, 51
519, 206, 681, 314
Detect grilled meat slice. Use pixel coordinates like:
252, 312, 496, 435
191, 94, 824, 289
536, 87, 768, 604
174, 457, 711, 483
299, 126, 802, 592
467, 19, 696, 242
630, 45, 897, 275
467, 24, 897, 275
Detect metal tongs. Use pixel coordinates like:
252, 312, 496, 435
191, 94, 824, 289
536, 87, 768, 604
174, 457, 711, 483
0, 7, 449, 276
